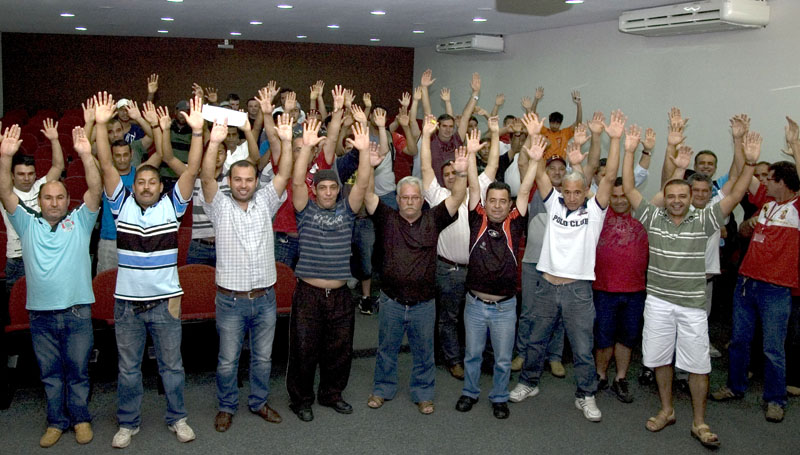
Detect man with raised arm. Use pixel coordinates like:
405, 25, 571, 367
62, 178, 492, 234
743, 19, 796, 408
1, 119, 65, 293
285, 117, 371, 422
366, 139, 467, 415
0, 125, 100, 448
456, 133, 546, 420
96, 92, 203, 448
510, 110, 624, 424
530, 87, 582, 160
622, 122, 762, 448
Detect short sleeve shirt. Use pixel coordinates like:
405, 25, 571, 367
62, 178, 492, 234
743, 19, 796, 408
738, 194, 800, 289
540, 125, 575, 161
2, 176, 47, 258
466, 204, 527, 297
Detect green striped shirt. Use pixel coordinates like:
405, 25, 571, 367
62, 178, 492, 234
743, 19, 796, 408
634, 201, 723, 308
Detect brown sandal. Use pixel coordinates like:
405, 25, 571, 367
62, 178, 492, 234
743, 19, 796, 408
416, 400, 434, 415
645, 410, 676, 432
367, 394, 384, 409
691, 423, 721, 448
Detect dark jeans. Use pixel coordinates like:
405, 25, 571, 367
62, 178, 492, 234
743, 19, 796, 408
350, 217, 375, 281
287, 280, 355, 406
787, 296, 800, 388
274, 232, 299, 270
593, 290, 646, 350
186, 239, 217, 267
435, 259, 466, 367
4, 256, 24, 296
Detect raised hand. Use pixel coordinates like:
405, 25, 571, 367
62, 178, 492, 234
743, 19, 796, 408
742, 131, 762, 162
302, 118, 325, 147
571, 90, 581, 104
670, 145, 693, 170
526, 134, 547, 162
284, 91, 297, 111
93, 91, 116, 124
209, 119, 228, 144
142, 101, 159, 125
256, 87, 275, 115
422, 114, 437, 136
521, 112, 544, 137
521, 96, 533, 111
40, 118, 59, 141
625, 124, 642, 154
572, 123, 588, 146
182, 96, 205, 131
205, 87, 218, 104
474, 106, 489, 118
642, 127, 656, 150
466, 128, 482, 155
588, 111, 605, 135
309, 84, 319, 100
126, 101, 143, 121
82, 97, 96, 125
470, 73, 481, 93
72, 126, 91, 156
452, 146, 468, 174
413, 86, 423, 101
488, 116, 499, 134
566, 141, 587, 166
157, 106, 171, 130
314, 80, 325, 96
421, 69, 435, 87
668, 106, 688, 130
396, 106, 410, 127
343, 89, 355, 109
147, 73, 159, 94
368, 141, 386, 166
534, 86, 544, 100
275, 113, 294, 141
439, 87, 450, 102
351, 104, 367, 124
604, 109, 627, 139
495, 93, 505, 106
265, 80, 280, 101
398, 91, 411, 108
362, 93, 372, 108
667, 123, 685, 146
0, 124, 22, 156
785, 116, 799, 144
373, 108, 387, 128
332, 85, 345, 111
191, 83, 204, 100
730, 114, 750, 139
347, 121, 371, 151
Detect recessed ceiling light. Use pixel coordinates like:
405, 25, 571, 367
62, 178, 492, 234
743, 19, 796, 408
158, 30, 169, 33
296, 35, 307, 38
370, 10, 386, 15
477, 7, 493, 11
230, 32, 242, 36
161, 17, 174, 21
60, 13, 75, 17
565, 0, 584, 4
167, 0, 183, 2
75, 27, 87, 31
327, 24, 339, 29
473, 17, 487, 22
370, 38, 380, 42
250, 21, 263, 25
412, 30, 425, 34
277, 4, 293, 9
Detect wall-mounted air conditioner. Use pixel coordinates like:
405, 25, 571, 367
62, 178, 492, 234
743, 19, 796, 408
619, 0, 770, 37
436, 35, 504, 54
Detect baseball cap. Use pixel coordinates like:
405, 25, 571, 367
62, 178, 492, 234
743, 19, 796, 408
546, 155, 567, 167
116, 98, 131, 109
313, 169, 339, 187
175, 100, 190, 112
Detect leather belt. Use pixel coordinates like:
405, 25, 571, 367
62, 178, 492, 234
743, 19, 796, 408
217, 286, 269, 299
469, 290, 513, 305
193, 238, 216, 245
384, 291, 423, 307
438, 255, 468, 268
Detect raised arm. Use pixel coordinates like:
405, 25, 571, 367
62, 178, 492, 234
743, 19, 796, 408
490, 94, 504, 118
419, 114, 438, 191
531, 87, 543, 116
622, 125, 645, 210
396, 106, 417, 157
466, 130, 482, 211
440, 88, 454, 117
566, 135, 589, 178
255, 83, 281, 170
201, 120, 226, 203
347, 122, 372, 213
517, 135, 546, 216
639, 127, 655, 170
483, 116, 501, 181
651, 146, 692, 208
292, 118, 325, 212
271, 113, 295, 197
314, 80, 328, 119
596, 110, 626, 208
71, 127, 102, 211
584, 111, 605, 183
408, 87, 422, 142
0, 125, 22, 212
40, 118, 65, 182
82, 98, 95, 143
94, 91, 121, 196
140, 102, 163, 168
146, 73, 159, 102
322, 85, 346, 165
362, 93, 372, 121
443, 146, 468, 215
570, 90, 583, 128
457, 73, 481, 141
661, 107, 688, 186
521, 112, 546, 184
125, 101, 154, 150
420, 69, 435, 117
157, 106, 185, 175
786, 116, 800, 176
719, 131, 761, 217
237, 112, 260, 165
175, 95, 206, 202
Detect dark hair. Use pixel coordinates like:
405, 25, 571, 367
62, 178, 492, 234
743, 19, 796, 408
503, 115, 515, 124
371, 104, 389, 115
111, 139, 130, 149
440, 160, 455, 172
613, 176, 623, 187
278, 88, 295, 96
487, 180, 511, 199
549, 112, 564, 124
437, 114, 455, 124
135, 164, 161, 178
687, 173, 711, 185
11, 154, 35, 171
598, 158, 607, 167
469, 116, 479, 124
694, 150, 717, 165
756, 160, 770, 167
227, 159, 257, 177
663, 178, 691, 194
272, 111, 281, 123
769, 161, 800, 192
247, 97, 258, 104
227, 93, 240, 101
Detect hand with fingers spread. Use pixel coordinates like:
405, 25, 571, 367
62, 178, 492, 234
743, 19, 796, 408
670, 145, 693, 170
142, 101, 159, 126
452, 146, 469, 174
396, 106, 410, 127
256, 87, 275, 115
642, 128, 656, 151
309, 84, 319, 101
668, 106, 688, 130
126, 101, 143, 121
182, 96, 206, 132
521, 112, 544, 137
534, 86, 544, 100
571, 90, 581, 104
94, 91, 116, 125
373, 108, 387, 128
82, 98, 96, 126
488, 116, 500, 134
398, 92, 411, 108
495, 94, 505, 106
521, 96, 533, 111
667, 123, 685, 146
366, 141, 385, 167
332, 85, 345, 111
421, 69, 436, 87
346, 122, 371, 152
274, 113, 294, 142
604, 110, 627, 139
265, 81, 280, 101
566, 141, 587, 167
413, 86, 423, 101
72, 126, 92, 157
157, 106, 171, 131
205, 87, 218, 104
625, 124, 642, 154
470, 73, 481, 94
191, 83, 204, 100
351, 104, 367, 124
284, 91, 297, 112
362, 93, 372, 109
302, 118, 325, 148
0, 124, 22, 156
439, 87, 450, 102
572, 123, 589, 147
343, 89, 355, 109
742, 131, 763, 162
422, 114, 438, 136
41, 118, 59, 141
465, 129, 482, 156
208, 119, 229, 145
526, 134, 547, 162
588, 111, 605, 136
147, 73, 159, 94
729, 114, 750, 139
785, 116, 799, 145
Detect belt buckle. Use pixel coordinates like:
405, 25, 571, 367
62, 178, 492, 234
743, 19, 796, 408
248, 289, 260, 299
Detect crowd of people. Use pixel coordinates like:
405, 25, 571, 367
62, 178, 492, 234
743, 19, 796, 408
0, 69, 798, 450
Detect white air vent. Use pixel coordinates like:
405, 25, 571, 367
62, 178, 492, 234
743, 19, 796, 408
619, 0, 769, 37
436, 35, 504, 54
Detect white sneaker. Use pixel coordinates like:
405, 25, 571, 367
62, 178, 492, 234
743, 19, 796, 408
111, 427, 139, 449
709, 344, 722, 358
509, 383, 540, 403
575, 396, 602, 422
168, 418, 196, 443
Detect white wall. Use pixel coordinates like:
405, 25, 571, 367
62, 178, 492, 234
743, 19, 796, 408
414, 0, 800, 198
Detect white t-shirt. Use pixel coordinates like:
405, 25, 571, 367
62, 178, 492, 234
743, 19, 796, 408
537, 188, 608, 281
2, 176, 48, 258
504, 154, 521, 197
223, 142, 250, 176
691, 191, 723, 276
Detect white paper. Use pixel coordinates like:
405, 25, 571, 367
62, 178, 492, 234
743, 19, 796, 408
202, 104, 247, 127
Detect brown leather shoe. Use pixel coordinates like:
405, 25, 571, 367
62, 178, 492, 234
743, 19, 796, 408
253, 404, 282, 424
214, 411, 233, 432
449, 364, 465, 380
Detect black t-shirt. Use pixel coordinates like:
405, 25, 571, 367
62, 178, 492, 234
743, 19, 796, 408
372, 200, 457, 302
466, 204, 527, 297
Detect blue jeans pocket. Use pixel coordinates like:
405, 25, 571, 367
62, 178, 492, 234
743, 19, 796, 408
72, 305, 92, 320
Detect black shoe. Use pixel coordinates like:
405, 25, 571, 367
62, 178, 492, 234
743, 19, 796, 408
611, 379, 633, 403
492, 402, 510, 419
359, 296, 375, 315
638, 368, 655, 386
319, 399, 353, 414
676, 378, 690, 395
597, 377, 609, 391
455, 395, 478, 412
290, 404, 314, 422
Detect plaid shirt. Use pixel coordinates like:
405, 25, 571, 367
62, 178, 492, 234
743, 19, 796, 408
202, 182, 286, 291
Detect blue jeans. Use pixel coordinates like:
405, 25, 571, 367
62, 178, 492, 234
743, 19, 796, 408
350, 217, 375, 281
29, 305, 93, 430
517, 263, 563, 362
519, 274, 597, 398
728, 276, 791, 406
372, 292, 435, 402
435, 259, 466, 367
274, 232, 299, 269
215, 289, 277, 414
4, 256, 24, 295
115, 299, 186, 428
462, 293, 516, 403
186, 239, 217, 267
593, 290, 646, 349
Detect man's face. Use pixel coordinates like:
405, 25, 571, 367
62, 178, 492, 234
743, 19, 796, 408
396, 182, 423, 221
288, 107, 301, 123
754, 163, 770, 185
12, 164, 36, 192
546, 161, 566, 188
247, 100, 260, 118
280, 92, 290, 107
229, 99, 240, 111
694, 153, 717, 177
312, 180, 340, 209
117, 107, 130, 122
691, 180, 711, 209
503, 117, 515, 128
108, 121, 125, 142
112, 145, 132, 173
215, 144, 226, 169
228, 165, 257, 203
38, 182, 69, 224
225, 127, 240, 151
610, 185, 631, 214
442, 164, 456, 190
561, 178, 587, 211
486, 188, 512, 223
549, 121, 562, 132
467, 119, 478, 134
765, 170, 786, 199
437, 119, 455, 142
664, 183, 691, 219
133, 169, 163, 208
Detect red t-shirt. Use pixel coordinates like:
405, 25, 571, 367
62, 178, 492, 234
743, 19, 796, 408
271, 149, 332, 234
392, 132, 412, 183
593, 209, 649, 293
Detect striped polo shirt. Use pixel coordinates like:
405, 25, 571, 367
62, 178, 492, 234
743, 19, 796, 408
107, 180, 189, 301
634, 200, 723, 309
295, 197, 355, 281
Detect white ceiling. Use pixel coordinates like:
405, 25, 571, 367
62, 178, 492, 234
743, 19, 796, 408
0, 0, 678, 48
